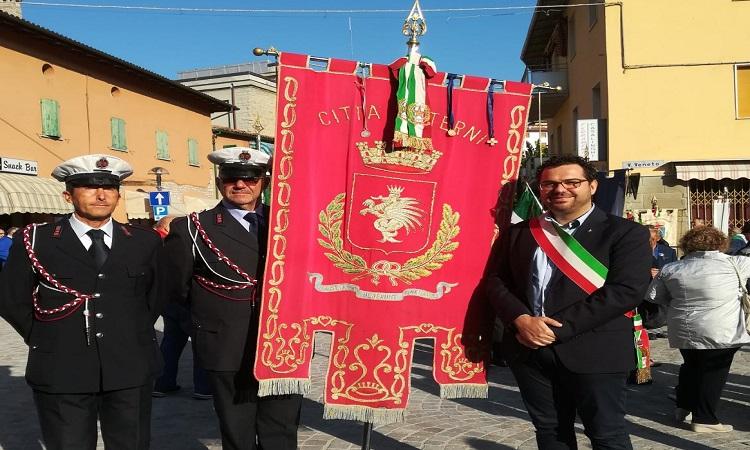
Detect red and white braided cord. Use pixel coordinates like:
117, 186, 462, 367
22, 224, 93, 321
189, 213, 257, 297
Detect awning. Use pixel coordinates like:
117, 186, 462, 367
663, 161, 750, 181
0, 173, 73, 215
123, 190, 217, 220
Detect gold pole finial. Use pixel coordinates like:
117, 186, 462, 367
402, 0, 427, 55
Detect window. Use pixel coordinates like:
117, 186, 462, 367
40, 98, 60, 138
568, 16, 576, 60
110, 117, 127, 151
588, 1, 598, 28
592, 84, 601, 119
156, 130, 170, 160
188, 138, 200, 166
736, 65, 750, 118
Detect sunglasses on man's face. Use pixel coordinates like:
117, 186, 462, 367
221, 176, 263, 185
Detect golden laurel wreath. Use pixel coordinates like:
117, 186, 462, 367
317, 193, 460, 286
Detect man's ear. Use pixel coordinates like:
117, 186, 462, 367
62, 190, 73, 204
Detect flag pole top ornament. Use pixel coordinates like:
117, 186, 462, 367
403, 0, 427, 56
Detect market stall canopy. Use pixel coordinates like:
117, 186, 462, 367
657, 160, 750, 181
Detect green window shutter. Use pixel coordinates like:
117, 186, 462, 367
111, 117, 127, 150
188, 138, 199, 166
156, 130, 169, 159
40, 98, 60, 137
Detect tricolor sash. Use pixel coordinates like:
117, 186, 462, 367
529, 216, 652, 383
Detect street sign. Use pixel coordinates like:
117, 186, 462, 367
152, 205, 169, 220
149, 191, 170, 206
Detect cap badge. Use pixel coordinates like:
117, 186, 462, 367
238, 151, 252, 162
95, 157, 109, 169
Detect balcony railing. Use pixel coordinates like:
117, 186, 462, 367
523, 65, 569, 120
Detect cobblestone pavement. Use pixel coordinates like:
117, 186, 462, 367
1, 318, 749, 449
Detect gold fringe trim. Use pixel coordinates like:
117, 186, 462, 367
323, 404, 405, 425
393, 131, 434, 152
257, 378, 311, 397
440, 383, 488, 399
635, 367, 652, 385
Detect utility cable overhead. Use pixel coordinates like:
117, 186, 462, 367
24, 2, 609, 15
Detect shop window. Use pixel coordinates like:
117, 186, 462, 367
40, 98, 60, 138
111, 117, 127, 151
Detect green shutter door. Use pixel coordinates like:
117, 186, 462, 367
40, 99, 60, 137
156, 131, 169, 159
188, 138, 199, 165
111, 118, 127, 150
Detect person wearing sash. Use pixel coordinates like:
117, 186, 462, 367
0, 154, 164, 450
164, 147, 301, 450
480, 155, 651, 449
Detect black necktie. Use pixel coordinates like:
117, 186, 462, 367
87, 229, 109, 268
244, 212, 259, 237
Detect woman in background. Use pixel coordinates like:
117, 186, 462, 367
646, 226, 750, 433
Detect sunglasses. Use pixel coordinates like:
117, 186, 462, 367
221, 176, 263, 185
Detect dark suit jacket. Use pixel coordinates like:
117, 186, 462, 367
165, 203, 267, 372
0, 218, 164, 393
652, 242, 677, 269
480, 207, 651, 373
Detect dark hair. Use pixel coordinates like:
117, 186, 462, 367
679, 225, 728, 254
535, 155, 598, 184
742, 222, 750, 234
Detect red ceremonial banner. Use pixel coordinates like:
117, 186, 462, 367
255, 52, 532, 423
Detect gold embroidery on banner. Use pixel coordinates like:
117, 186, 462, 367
360, 186, 425, 243
357, 141, 442, 173
396, 324, 484, 383
318, 193, 460, 286
330, 334, 402, 405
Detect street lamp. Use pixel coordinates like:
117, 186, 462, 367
147, 166, 169, 191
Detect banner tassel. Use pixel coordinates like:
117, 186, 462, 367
440, 383, 488, 399
257, 378, 311, 397
324, 404, 405, 425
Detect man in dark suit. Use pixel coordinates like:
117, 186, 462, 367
0, 154, 164, 450
481, 155, 651, 450
165, 147, 301, 450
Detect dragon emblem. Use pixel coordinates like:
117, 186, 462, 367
360, 186, 424, 243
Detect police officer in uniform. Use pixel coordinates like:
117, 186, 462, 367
0, 154, 164, 449
165, 147, 301, 450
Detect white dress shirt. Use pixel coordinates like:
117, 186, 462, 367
68, 214, 113, 250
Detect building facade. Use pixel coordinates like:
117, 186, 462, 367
178, 62, 277, 140
0, 10, 232, 226
522, 0, 750, 240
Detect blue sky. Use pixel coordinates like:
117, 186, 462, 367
23, 0, 535, 81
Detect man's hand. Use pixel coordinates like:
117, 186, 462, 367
513, 314, 562, 349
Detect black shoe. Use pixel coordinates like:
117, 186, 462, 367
192, 392, 213, 400
152, 385, 181, 397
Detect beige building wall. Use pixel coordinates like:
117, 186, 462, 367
603, 0, 750, 173
547, 3, 609, 158
181, 74, 276, 137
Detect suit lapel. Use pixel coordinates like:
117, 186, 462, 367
101, 221, 126, 272
212, 204, 259, 252
55, 218, 96, 269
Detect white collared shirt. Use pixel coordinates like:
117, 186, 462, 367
529, 204, 596, 316
68, 214, 113, 250
221, 200, 261, 233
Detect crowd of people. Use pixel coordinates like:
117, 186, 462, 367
0, 152, 747, 450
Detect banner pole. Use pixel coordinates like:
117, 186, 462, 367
361, 422, 373, 450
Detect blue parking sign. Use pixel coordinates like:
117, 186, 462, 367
149, 191, 170, 206
152, 205, 169, 220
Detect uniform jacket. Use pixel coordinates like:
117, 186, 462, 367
480, 207, 652, 373
647, 251, 750, 349
165, 203, 267, 372
0, 217, 164, 393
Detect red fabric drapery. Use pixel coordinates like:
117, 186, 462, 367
255, 52, 532, 423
